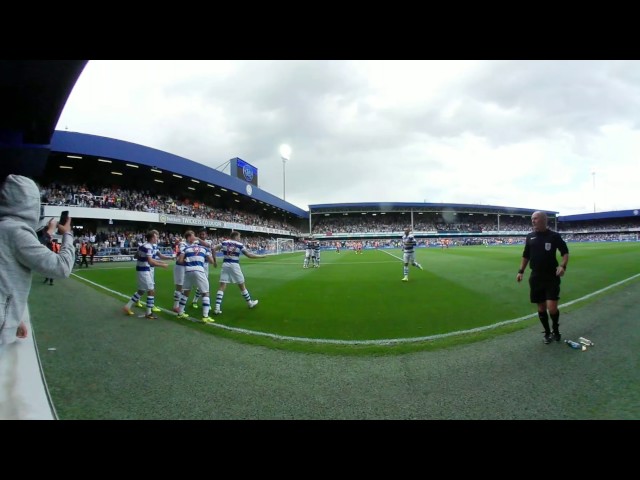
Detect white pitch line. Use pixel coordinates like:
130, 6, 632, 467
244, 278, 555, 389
71, 270, 640, 345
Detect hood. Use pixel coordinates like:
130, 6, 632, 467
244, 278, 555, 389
0, 174, 42, 229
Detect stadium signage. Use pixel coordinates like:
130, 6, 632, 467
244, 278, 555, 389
158, 213, 291, 235
94, 255, 134, 262
111, 255, 135, 262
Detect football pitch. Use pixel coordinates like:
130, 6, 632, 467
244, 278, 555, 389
70, 242, 640, 349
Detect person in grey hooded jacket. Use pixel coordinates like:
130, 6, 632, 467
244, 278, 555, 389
0, 175, 76, 345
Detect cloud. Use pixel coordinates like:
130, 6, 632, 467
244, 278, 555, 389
57, 60, 640, 215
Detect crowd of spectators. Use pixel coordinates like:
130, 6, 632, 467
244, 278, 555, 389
40, 183, 304, 235
71, 229, 287, 256
40, 182, 638, 252
310, 215, 535, 235
558, 219, 640, 232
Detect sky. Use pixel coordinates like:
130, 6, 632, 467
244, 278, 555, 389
56, 60, 640, 216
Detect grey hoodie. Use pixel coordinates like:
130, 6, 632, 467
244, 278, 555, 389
0, 175, 75, 345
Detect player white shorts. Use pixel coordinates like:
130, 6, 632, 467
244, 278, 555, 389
136, 270, 154, 291
219, 262, 245, 284
403, 252, 416, 264
173, 264, 185, 286
305, 249, 313, 259
183, 270, 210, 293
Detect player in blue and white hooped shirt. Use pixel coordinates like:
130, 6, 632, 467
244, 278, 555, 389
133, 229, 174, 311
123, 230, 169, 318
175, 230, 217, 322
172, 235, 189, 313
211, 230, 266, 315
148, 229, 175, 312
192, 228, 213, 308
303, 238, 313, 268
401, 227, 423, 282
312, 240, 321, 268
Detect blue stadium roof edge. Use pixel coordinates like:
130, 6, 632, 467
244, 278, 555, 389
309, 202, 558, 216
50, 131, 308, 218
558, 209, 640, 222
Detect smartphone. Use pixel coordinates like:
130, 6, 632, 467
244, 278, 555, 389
57, 210, 69, 234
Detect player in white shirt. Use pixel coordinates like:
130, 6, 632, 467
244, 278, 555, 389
136, 229, 174, 312
175, 230, 217, 322
312, 241, 321, 268
211, 230, 266, 315
303, 238, 313, 268
401, 227, 423, 282
193, 229, 213, 308
123, 231, 169, 318
172, 235, 188, 312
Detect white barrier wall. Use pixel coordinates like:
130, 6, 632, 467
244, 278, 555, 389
0, 307, 56, 420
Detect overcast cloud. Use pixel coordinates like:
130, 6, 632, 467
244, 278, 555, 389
56, 60, 640, 215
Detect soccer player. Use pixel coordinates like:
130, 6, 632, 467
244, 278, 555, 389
193, 229, 213, 308
144, 229, 173, 312
211, 230, 266, 315
516, 211, 570, 344
175, 230, 217, 323
172, 235, 188, 313
312, 240, 321, 268
123, 230, 169, 319
303, 237, 313, 268
401, 227, 423, 281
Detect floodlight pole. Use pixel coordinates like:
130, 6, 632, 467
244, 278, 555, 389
282, 156, 287, 201
279, 144, 291, 202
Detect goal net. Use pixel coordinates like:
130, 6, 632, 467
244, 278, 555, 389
276, 237, 295, 254
618, 233, 639, 242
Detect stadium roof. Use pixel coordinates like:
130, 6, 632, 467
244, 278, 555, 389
0, 60, 87, 179
309, 202, 558, 216
558, 209, 640, 222
50, 131, 308, 218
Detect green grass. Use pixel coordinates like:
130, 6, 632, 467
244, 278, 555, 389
71, 242, 640, 353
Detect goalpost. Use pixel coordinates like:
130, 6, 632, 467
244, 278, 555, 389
276, 237, 295, 254
618, 233, 639, 242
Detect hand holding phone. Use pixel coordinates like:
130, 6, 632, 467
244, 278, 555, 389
57, 210, 70, 235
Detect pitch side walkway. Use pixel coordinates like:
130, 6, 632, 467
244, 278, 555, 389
30, 274, 639, 419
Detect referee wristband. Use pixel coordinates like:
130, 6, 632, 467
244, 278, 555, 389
518, 269, 524, 274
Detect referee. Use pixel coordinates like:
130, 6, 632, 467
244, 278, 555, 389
516, 211, 569, 344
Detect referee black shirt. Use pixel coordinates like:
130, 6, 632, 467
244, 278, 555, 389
522, 229, 569, 277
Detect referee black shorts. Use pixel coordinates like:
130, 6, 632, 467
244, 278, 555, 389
528, 274, 561, 303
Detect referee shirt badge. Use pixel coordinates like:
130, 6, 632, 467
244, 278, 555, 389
545, 243, 551, 251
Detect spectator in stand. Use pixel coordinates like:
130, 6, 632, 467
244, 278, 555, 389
39, 218, 59, 285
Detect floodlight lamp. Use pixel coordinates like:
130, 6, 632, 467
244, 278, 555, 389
279, 144, 291, 160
